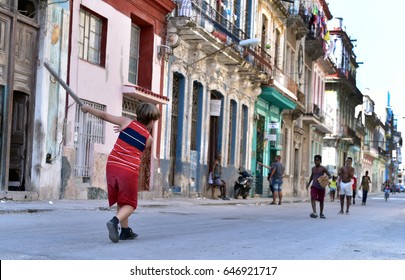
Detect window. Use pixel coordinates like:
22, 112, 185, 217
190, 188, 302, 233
128, 24, 140, 84
228, 100, 237, 165
191, 81, 202, 151
74, 100, 105, 177
240, 104, 248, 167
78, 7, 106, 66
0, 18, 7, 51
274, 29, 281, 69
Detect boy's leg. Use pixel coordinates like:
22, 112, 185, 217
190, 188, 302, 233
311, 199, 317, 213
116, 205, 135, 228
319, 195, 325, 216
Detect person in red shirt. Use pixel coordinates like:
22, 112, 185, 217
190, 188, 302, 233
81, 102, 160, 243
352, 176, 357, 205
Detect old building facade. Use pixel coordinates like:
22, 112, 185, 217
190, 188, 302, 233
0, 0, 70, 200
324, 17, 364, 180
1, 0, 401, 201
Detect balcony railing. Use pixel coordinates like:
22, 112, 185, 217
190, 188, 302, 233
335, 68, 356, 87
171, 0, 273, 77
245, 47, 273, 76
304, 103, 334, 132
174, 0, 249, 42
273, 67, 298, 97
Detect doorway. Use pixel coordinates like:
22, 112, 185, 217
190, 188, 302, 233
208, 91, 223, 171
9, 91, 29, 190
293, 148, 299, 196
255, 114, 265, 194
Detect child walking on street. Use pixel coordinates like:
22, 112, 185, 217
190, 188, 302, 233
329, 176, 337, 202
81, 102, 160, 243
306, 155, 331, 219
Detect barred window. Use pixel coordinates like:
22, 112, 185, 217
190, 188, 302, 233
74, 100, 106, 177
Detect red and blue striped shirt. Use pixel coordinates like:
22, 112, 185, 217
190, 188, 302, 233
107, 121, 150, 174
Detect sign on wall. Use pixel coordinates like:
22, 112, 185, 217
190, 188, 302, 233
210, 99, 222, 116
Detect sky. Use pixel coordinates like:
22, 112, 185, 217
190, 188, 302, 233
327, 0, 405, 118
327, 0, 405, 159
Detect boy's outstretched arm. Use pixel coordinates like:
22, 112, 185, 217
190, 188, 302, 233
81, 105, 132, 129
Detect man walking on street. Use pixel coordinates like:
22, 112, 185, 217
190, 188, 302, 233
360, 171, 371, 205
268, 155, 285, 205
337, 157, 355, 214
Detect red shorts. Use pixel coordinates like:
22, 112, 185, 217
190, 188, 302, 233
310, 187, 326, 202
106, 164, 138, 209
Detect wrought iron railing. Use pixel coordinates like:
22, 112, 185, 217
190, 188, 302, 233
272, 66, 298, 97
174, 0, 249, 42
172, 0, 273, 76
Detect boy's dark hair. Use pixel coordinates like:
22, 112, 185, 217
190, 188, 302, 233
136, 103, 161, 125
314, 155, 322, 161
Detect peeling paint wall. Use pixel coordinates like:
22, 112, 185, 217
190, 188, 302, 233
31, 3, 70, 200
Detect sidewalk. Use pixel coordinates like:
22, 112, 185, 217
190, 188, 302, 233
0, 195, 310, 214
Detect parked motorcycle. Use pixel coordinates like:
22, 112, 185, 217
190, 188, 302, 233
234, 170, 253, 199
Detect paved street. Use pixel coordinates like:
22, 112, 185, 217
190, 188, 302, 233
1, 192, 405, 260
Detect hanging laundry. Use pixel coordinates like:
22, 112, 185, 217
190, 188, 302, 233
323, 30, 330, 41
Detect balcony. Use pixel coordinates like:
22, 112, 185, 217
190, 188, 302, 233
302, 103, 333, 134
363, 143, 380, 158
285, 1, 309, 40
169, 0, 272, 79
271, 67, 298, 100
305, 37, 325, 61
122, 85, 169, 104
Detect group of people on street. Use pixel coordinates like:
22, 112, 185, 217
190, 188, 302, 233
81, 100, 378, 241
306, 155, 372, 219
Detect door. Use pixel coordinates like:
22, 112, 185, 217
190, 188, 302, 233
255, 115, 265, 195
208, 115, 219, 170
168, 73, 180, 191
208, 91, 223, 173
9, 91, 29, 190
293, 148, 299, 196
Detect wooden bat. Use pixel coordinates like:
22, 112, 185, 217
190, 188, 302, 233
44, 61, 84, 106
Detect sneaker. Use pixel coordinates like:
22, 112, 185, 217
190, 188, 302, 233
320, 214, 326, 219
310, 213, 318, 218
222, 196, 230, 200
106, 218, 120, 243
338, 210, 343, 214
119, 227, 138, 240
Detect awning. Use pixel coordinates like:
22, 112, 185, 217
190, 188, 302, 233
260, 87, 297, 110
122, 85, 169, 105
